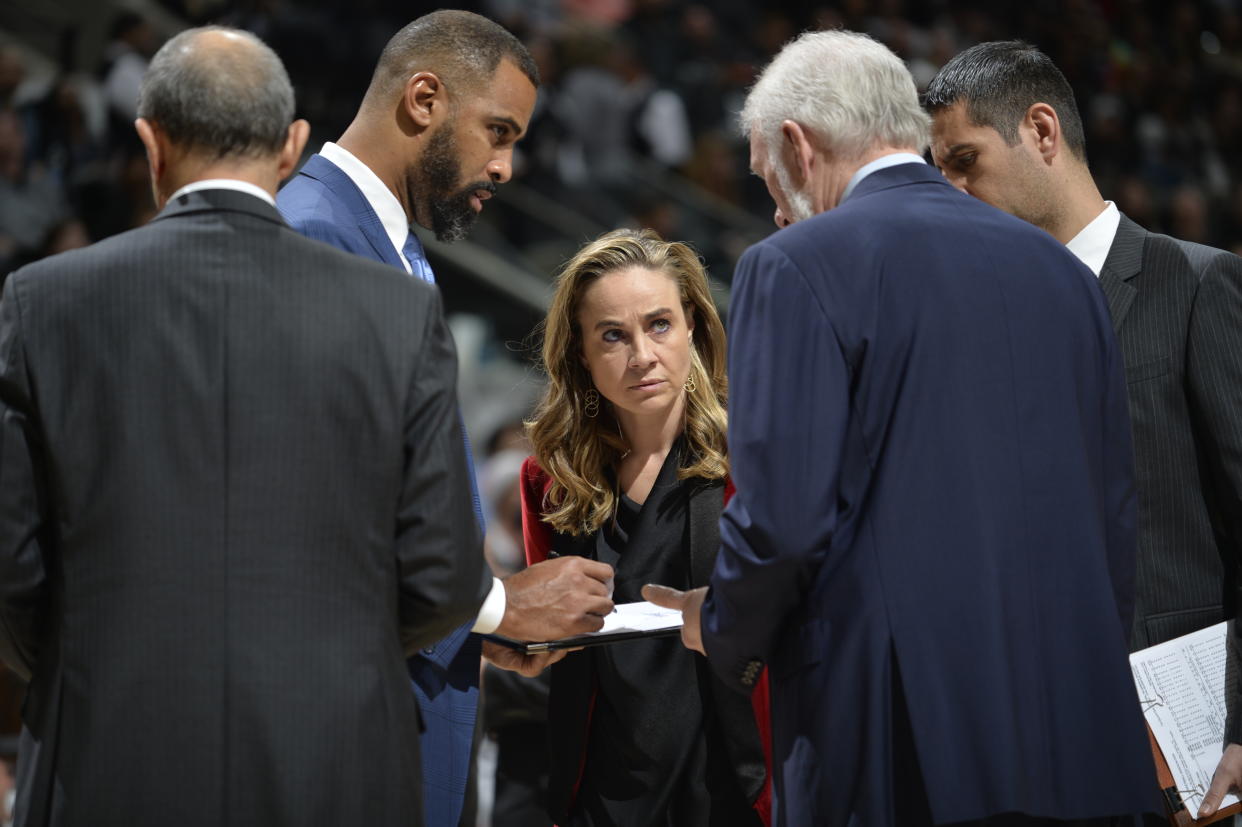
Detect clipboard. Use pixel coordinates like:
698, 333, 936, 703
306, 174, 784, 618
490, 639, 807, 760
484, 625, 682, 654
1148, 723, 1242, 825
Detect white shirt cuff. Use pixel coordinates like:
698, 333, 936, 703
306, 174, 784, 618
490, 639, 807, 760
471, 577, 506, 634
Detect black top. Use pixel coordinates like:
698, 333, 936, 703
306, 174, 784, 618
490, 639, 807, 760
566, 446, 760, 827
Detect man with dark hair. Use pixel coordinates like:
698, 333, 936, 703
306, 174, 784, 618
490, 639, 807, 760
927, 40, 1242, 819
0, 26, 489, 825
277, 11, 614, 826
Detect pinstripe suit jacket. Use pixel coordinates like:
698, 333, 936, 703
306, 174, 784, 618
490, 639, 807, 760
0, 189, 489, 826
1098, 214, 1242, 652
277, 155, 484, 827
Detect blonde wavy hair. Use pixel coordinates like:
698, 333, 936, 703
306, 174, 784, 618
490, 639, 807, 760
526, 228, 729, 536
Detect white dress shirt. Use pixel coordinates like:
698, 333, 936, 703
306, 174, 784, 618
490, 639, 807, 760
315, 143, 508, 635
169, 178, 277, 206
1065, 201, 1121, 277
318, 142, 417, 275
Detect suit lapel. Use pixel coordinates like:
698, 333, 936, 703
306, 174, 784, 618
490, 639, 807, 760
297, 155, 407, 271
1098, 213, 1145, 333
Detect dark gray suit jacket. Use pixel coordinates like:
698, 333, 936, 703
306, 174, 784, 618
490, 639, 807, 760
0, 188, 489, 826
1098, 214, 1242, 651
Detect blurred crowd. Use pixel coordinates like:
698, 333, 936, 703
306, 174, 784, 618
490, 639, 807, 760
6, 0, 1241, 282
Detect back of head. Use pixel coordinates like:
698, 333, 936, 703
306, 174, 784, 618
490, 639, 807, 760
137, 26, 294, 160
923, 40, 1087, 162
740, 29, 929, 162
364, 10, 539, 108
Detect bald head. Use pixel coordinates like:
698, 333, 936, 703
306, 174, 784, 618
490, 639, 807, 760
362, 10, 538, 111
137, 26, 295, 159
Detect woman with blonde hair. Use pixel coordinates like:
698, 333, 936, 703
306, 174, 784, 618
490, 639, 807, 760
519, 228, 770, 826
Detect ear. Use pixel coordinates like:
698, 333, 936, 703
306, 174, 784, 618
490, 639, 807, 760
134, 118, 168, 206
277, 119, 311, 180
1026, 103, 1061, 165
779, 119, 816, 186
403, 72, 445, 130
684, 304, 696, 337
134, 118, 163, 183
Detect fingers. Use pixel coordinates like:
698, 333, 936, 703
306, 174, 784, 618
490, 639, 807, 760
641, 583, 687, 609
1199, 743, 1242, 817
1200, 767, 1229, 817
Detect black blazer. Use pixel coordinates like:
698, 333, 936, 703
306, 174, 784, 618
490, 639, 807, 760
0, 189, 489, 826
1098, 214, 1242, 650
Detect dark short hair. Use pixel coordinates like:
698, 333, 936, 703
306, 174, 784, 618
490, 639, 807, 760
366, 10, 539, 105
923, 40, 1087, 162
136, 26, 294, 159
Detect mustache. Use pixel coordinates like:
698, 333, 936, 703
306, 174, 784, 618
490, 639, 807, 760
460, 180, 497, 197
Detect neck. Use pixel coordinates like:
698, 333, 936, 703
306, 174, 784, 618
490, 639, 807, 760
616, 397, 685, 462
1044, 163, 1107, 245
158, 158, 279, 208
821, 144, 918, 210
337, 117, 414, 223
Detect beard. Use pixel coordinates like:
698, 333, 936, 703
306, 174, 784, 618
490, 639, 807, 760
773, 155, 815, 223
410, 124, 495, 243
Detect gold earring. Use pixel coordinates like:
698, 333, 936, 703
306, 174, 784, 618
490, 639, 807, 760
683, 374, 697, 393
584, 388, 600, 418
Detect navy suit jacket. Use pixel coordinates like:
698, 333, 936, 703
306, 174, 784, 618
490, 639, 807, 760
703, 162, 1159, 826
277, 155, 481, 827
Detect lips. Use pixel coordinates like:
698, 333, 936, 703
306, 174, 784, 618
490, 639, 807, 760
630, 379, 666, 391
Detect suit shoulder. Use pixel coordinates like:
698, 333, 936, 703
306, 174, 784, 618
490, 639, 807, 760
1154, 233, 1240, 277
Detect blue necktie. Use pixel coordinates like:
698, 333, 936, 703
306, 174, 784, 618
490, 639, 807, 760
402, 231, 436, 285
401, 230, 484, 529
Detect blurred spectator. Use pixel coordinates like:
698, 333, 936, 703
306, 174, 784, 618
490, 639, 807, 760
99, 12, 157, 128
0, 109, 70, 273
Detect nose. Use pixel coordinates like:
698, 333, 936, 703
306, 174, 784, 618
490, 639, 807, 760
942, 171, 969, 194
628, 337, 656, 369
487, 151, 513, 185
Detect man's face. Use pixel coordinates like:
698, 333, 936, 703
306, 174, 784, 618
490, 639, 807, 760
749, 130, 814, 229
929, 101, 1054, 230
408, 59, 537, 242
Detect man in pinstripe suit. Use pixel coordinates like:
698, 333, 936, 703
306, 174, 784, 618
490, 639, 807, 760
927, 40, 1242, 819
0, 27, 492, 826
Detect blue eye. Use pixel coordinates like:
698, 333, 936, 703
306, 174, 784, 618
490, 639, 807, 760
602, 329, 623, 343
651, 319, 671, 333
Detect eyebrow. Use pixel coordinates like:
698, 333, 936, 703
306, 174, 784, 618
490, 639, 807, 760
592, 308, 674, 330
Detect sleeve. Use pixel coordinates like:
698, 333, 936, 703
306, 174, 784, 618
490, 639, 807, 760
395, 288, 490, 656
519, 455, 555, 566
1183, 252, 1242, 741
702, 242, 852, 691
1100, 308, 1138, 634
0, 276, 49, 682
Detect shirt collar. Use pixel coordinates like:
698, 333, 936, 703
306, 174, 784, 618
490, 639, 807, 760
1065, 201, 1120, 278
319, 141, 414, 274
169, 178, 276, 207
840, 152, 927, 203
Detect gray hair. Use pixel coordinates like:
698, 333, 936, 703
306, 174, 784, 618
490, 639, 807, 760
137, 26, 294, 159
740, 30, 930, 163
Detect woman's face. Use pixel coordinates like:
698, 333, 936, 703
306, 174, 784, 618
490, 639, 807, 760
576, 266, 695, 427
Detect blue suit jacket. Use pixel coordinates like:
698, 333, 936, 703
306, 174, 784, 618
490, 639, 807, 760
278, 154, 482, 827
703, 163, 1159, 826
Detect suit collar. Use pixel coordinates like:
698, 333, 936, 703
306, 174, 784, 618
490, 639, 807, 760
152, 187, 287, 227
294, 154, 407, 270
842, 159, 947, 205
1097, 212, 1145, 332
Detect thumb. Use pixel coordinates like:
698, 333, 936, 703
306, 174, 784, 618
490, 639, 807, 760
641, 583, 686, 609
1200, 768, 1230, 817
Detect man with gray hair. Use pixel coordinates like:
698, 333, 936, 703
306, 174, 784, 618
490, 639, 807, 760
0, 26, 489, 825
646, 29, 1158, 825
